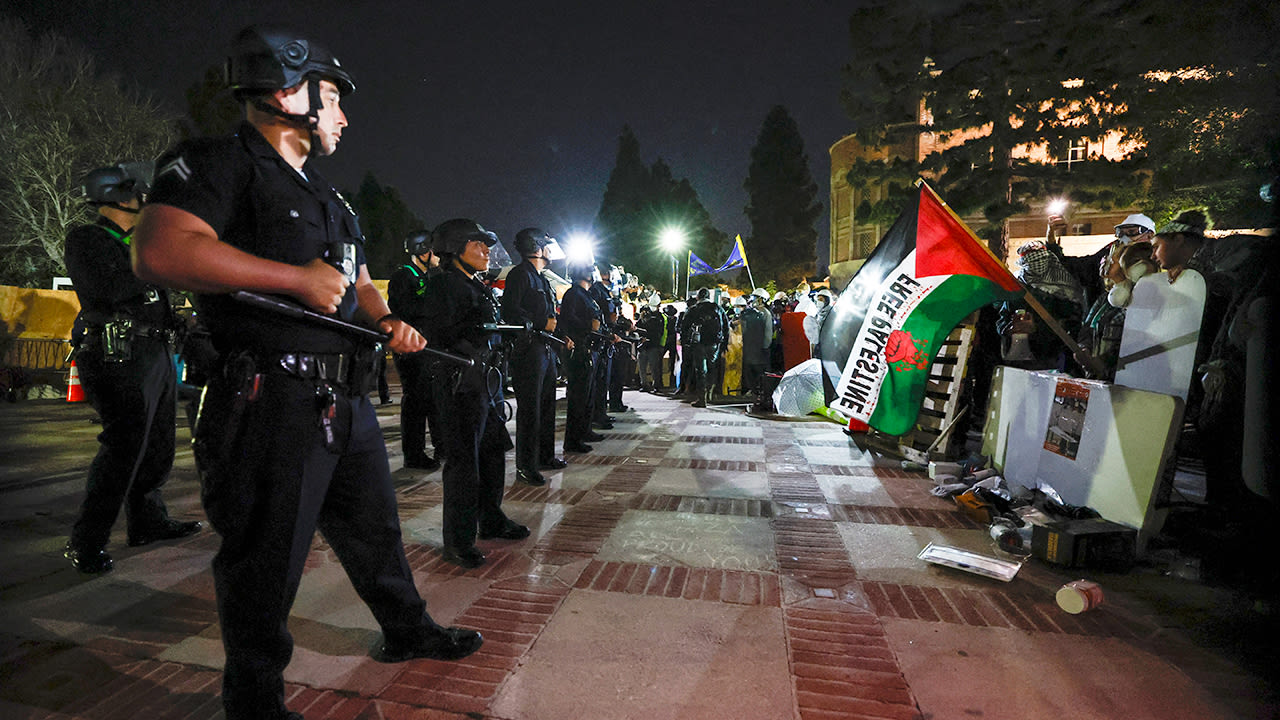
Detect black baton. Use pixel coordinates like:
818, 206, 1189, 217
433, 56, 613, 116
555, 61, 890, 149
231, 291, 473, 367
482, 322, 567, 346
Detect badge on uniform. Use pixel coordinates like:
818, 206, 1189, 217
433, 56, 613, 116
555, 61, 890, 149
338, 242, 357, 284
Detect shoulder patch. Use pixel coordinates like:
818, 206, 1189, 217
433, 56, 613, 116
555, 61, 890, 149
157, 157, 192, 182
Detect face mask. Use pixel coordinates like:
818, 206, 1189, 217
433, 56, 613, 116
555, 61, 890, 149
1107, 281, 1132, 308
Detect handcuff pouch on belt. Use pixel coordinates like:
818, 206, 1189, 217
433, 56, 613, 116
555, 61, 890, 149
443, 338, 504, 399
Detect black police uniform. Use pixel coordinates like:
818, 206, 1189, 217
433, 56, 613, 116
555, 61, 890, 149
637, 308, 665, 391
387, 261, 444, 467
500, 260, 560, 474
148, 122, 449, 720
420, 263, 517, 553
589, 281, 616, 422
709, 302, 731, 397
64, 216, 185, 560
559, 283, 599, 449
684, 299, 727, 406
676, 307, 695, 394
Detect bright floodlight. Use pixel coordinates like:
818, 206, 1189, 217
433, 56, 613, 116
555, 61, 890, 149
563, 232, 596, 264
660, 227, 686, 253
1047, 199, 1068, 216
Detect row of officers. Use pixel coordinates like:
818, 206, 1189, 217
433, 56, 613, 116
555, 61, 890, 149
58, 25, 764, 720
388, 222, 632, 569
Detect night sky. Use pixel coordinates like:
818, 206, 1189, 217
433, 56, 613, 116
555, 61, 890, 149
10, 0, 855, 272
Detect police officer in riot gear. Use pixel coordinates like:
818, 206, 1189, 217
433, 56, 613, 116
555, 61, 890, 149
501, 228, 569, 486
133, 25, 481, 720
560, 262, 606, 453
684, 288, 727, 408
63, 162, 201, 575
588, 268, 619, 428
387, 231, 444, 470
420, 219, 530, 569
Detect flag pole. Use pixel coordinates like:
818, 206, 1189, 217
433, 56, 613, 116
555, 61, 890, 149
738, 235, 757, 289
685, 250, 692, 298
915, 179, 1105, 377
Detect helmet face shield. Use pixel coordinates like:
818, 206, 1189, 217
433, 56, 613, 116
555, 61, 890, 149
541, 238, 565, 261
514, 227, 565, 260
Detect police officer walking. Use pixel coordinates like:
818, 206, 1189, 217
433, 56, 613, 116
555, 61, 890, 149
133, 26, 481, 720
387, 231, 444, 471
420, 219, 530, 568
560, 263, 606, 453
501, 228, 569, 486
62, 162, 201, 574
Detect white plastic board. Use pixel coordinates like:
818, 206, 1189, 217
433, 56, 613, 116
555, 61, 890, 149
1113, 269, 1206, 401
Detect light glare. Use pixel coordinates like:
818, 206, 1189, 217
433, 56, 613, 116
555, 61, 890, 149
660, 227, 686, 252
564, 232, 596, 264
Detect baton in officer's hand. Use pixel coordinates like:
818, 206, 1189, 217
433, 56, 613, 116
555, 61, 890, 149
481, 322, 567, 346
231, 291, 473, 367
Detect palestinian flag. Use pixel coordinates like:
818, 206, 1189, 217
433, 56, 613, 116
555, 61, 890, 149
823, 181, 1023, 435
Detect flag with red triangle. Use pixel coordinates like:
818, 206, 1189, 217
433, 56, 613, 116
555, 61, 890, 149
827, 181, 1022, 435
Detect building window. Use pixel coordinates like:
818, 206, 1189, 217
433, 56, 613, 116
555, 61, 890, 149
1059, 138, 1088, 170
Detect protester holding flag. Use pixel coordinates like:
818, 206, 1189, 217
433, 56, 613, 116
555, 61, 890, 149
996, 240, 1086, 371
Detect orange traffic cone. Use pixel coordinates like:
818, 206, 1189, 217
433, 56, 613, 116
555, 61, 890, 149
66, 361, 85, 402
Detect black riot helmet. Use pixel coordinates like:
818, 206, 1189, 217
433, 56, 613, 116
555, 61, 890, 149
404, 230, 431, 256
227, 24, 355, 96
431, 218, 498, 257
514, 227, 566, 260
567, 261, 597, 284
226, 25, 354, 135
81, 161, 154, 211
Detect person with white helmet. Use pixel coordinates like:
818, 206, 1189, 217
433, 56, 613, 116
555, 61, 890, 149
1049, 209, 1156, 307
803, 288, 835, 355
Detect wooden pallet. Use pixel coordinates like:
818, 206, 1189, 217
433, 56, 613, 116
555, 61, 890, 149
870, 321, 977, 463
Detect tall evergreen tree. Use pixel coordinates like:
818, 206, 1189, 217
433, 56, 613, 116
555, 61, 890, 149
595, 126, 726, 292
743, 105, 822, 290
349, 172, 426, 280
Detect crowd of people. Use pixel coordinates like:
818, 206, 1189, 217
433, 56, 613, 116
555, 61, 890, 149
57, 24, 848, 719
991, 209, 1276, 517
54, 20, 1276, 720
